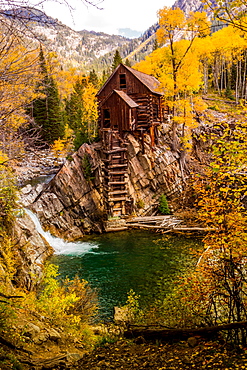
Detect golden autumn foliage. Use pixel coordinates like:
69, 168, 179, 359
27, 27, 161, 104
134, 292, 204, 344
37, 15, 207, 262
51, 124, 74, 160
33, 264, 98, 326
135, 7, 211, 155
82, 82, 98, 140
0, 30, 40, 159
179, 121, 247, 344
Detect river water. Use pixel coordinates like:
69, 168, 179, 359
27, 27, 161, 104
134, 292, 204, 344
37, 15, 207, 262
49, 229, 201, 321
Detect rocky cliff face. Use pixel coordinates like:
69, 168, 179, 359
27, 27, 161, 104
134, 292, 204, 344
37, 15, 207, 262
0, 211, 53, 291
173, 0, 205, 14
30, 142, 105, 240
126, 133, 182, 210
29, 130, 182, 241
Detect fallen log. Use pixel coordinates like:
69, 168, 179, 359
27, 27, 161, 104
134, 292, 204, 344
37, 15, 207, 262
21, 353, 82, 368
127, 216, 173, 222
0, 335, 33, 354
105, 227, 128, 232
127, 223, 213, 232
124, 321, 247, 341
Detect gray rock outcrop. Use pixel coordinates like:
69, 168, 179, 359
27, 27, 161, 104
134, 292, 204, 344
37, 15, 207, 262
28, 132, 182, 240
12, 210, 53, 290
30, 142, 104, 240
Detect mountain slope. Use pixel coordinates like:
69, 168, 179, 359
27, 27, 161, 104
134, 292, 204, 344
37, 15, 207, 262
4, 7, 158, 73
172, 0, 205, 13
5, 2, 211, 74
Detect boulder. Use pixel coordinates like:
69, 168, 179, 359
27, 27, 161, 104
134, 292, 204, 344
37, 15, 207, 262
126, 134, 141, 157
12, 211, 53, 290
46, 328, 61, 341
22, 322, 41, 339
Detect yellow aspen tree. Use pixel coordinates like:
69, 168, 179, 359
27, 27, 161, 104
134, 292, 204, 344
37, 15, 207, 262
135, 13, 209, 180
82, 82, 98, 141
0, 30, 40, 160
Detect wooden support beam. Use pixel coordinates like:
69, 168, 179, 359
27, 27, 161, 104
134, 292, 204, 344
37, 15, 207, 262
104, 170, 128, 175
108, 190, 128, 195
102, 148, 127, 154
108, 181, 127, 185
108, 164, 128, 168
108, 197, 128, 201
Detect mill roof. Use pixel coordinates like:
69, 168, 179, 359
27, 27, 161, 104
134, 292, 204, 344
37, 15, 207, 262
113, 90, 139, 107
96, 63, 163, 96
99, 89, 139, 108
124, 65, 163, 95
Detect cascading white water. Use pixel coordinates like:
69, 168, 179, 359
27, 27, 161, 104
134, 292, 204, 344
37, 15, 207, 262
25, 208, 99, 256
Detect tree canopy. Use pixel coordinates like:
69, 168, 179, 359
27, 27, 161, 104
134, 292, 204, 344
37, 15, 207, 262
204, 0, 247, 32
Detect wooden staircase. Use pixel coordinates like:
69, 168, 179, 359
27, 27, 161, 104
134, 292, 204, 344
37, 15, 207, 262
101, 129, 130, 217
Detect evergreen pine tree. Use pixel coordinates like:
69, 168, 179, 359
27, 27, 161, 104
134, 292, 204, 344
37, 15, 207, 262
125, 58, 132, 67
101, 69, 110, 85
112, 50, 122, 71
32, 47, 64, 144
65, 77, 85, 132
158, 194, 170, 215
89, 69, 99, 87
65, 76, 89, 147
153, 38, 159, 51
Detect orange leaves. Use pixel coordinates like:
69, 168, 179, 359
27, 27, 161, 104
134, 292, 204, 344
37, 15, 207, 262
157, 7, 186, 44
187, 11, 211, 38
189, 120, 247, 335
0, 33, 41, 159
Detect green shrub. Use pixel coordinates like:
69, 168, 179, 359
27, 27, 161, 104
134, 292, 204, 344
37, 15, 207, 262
158, 194, 170, 215
82, 154, 94, 181
36, 264, 98, 327
136, 199, 145, 209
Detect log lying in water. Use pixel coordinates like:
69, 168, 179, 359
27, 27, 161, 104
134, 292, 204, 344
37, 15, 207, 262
124, 321, 247, 341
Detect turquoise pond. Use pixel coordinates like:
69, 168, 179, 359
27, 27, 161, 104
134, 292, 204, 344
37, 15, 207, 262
50, 230, 202, 321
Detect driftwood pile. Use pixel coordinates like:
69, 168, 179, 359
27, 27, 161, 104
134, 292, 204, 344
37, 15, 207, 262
125, 216, 210, 233
104, 215, 213, 233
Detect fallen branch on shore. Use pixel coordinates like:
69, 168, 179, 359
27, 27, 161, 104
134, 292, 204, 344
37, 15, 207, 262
124, 321, 247, 341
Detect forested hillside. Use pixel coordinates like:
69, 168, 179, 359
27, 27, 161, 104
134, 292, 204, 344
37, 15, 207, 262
2, 0, 247, 368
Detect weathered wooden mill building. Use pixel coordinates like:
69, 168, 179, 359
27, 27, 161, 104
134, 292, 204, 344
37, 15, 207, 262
96, 63, 166, 217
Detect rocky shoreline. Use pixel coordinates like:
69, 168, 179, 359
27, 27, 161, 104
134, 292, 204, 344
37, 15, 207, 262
14, 148, 65, 187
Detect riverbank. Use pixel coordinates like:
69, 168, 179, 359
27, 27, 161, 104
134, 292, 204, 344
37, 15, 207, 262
72, 337, 247, 370
13, 148, 64, 187
2, 322, 247, 369
104, 215, 209, 234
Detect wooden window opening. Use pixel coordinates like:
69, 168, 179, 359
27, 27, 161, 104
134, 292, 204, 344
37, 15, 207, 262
103, 108, 111, 128
119, 73, 127, 89
153, 104, 159, 120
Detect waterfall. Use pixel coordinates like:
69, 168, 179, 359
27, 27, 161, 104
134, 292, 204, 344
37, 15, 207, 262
25, 209, 99, 256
